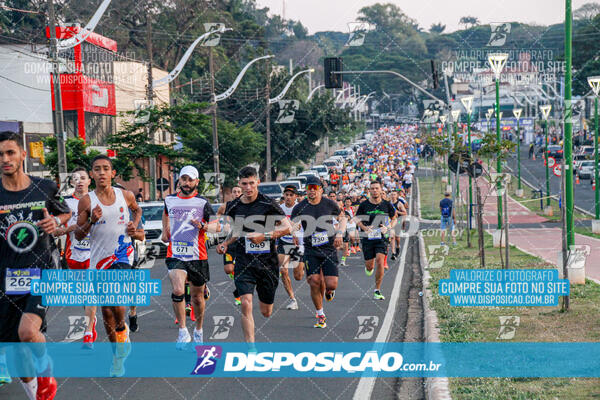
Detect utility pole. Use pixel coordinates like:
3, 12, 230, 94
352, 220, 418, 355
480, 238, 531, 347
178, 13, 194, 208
209, 46, 222, 199
47, 0, 68, 183
564, 0, 575, 249
146, 11, 157, 201
265, 58, 272, 181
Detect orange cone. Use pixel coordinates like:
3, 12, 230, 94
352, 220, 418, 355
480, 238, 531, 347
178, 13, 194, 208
532, 153, 536, 161
576, 175, 580, 185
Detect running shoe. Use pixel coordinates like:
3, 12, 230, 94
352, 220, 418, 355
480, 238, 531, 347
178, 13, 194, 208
234, 297, 241, 306
204, 285, 211, 300
176, 328, 191, 350
36, 376, 57, 400
129, 314, 138, 333
351, 246, 357, 254
345, 250, 351, 257
185, 303, 192, 315
325, 290, 335, 302
391, 254, 397, 261
109, 355, 125, 378
227, 273, 234, 280
313, 315, 327, 328
374, 290, 385, 300
193, 329, 203, 344
356, 246, 361, 252
0, 362, 11, 386
82, 333, 94, 350
365, 267, 374, 277
115, 324, 131, 359
340, 257, 346, 266
286, 298, 298, 310
91, 315, 97, 342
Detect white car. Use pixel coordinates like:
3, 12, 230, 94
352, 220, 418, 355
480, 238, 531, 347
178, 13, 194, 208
279, 180, 304, 192
577, 161, 595, 179
140, 201, 167, 258
323, 160, 339, 170
310, 165, 329, 179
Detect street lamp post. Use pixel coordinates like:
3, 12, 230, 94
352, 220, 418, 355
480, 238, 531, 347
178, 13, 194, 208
488, 53, 509, 230
587, 77, 600, 224
540, 104, 552, 209
265, 68, 315, 180
451, 109, 461, 202
461, 96, 474, 228
440, 114, 449, 184
513, 108, 523, 197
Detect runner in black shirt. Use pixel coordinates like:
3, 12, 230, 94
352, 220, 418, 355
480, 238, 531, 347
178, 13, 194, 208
0, 131, 71, 400
291, 175, 346, 328
356, 180, 397, 300
216, 167, 291, 347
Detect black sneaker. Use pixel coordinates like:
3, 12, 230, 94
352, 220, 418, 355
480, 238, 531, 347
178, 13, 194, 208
129, 315, 138, 333
391, 254, 397, 261
204, 285, 211, 300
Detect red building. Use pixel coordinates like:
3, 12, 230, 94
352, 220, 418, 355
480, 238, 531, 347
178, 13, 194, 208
46, 25, 117, 145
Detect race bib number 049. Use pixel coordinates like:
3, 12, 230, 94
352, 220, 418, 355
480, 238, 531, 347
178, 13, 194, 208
245, 238, 270, 254
5, 268, 40, 295
74, 235, 91, 251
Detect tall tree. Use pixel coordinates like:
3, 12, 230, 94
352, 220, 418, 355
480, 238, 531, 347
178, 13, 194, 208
430, 22, 446, 34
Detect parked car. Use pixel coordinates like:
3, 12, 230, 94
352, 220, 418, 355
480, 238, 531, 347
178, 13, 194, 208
279, 180, 303, 192
140, 201, 167, 258
334, 149, 354, 160
298, 171, 319, 180
546, 145, 563, 160
577, 146, 594, 158
310, 165, 329, 179
323, 160, 339, 170
258, 182, 283, 202
287, 175, 308, 187
577, 160, 595, 179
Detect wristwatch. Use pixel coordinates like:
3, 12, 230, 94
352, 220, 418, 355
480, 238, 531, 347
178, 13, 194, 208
264, 232, 272, 241
53, 216, 61, 226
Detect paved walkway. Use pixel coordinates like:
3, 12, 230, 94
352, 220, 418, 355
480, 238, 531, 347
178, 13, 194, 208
454, 175, 600, 282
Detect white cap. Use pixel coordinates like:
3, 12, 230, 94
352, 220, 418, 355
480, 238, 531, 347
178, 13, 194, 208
180, 165, 199, 180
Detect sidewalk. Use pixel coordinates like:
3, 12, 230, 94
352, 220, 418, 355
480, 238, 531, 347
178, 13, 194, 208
456, 175, 600, 282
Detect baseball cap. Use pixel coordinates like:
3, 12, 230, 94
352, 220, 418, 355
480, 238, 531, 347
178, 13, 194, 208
305, 175, 322, 187
180, 165, 199, 180
283, 185, 297, 194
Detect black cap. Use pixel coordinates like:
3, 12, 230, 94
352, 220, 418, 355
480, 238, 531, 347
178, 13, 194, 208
283, 185, 297, 194
305, 175, 322, 187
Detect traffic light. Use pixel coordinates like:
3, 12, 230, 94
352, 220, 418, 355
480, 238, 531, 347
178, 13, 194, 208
324, 57, 343, 89
430, 60, 439, 90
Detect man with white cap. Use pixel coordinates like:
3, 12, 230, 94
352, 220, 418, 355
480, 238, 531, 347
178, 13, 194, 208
162, 166, 220, 348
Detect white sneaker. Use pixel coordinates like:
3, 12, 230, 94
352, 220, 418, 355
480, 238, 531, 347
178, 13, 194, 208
176, 328, 191, 350
193, 329, 203, 344
286, 298, 298, 310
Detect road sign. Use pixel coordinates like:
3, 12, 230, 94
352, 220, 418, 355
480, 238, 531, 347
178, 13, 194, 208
553, 165, 562, 177
468, 161, 484, 178
547, 156, 556, 168
448, 152, 471, 174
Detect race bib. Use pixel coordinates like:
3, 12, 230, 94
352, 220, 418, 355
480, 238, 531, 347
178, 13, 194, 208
311, 231, 329, 247
245, 237, 270, 254
368, 229, 382, 240
5, 268, 40, 295
347, 222, 357, 230
74, 236, 91, 251
280, 234, 294, 243
172, 241, 194, 257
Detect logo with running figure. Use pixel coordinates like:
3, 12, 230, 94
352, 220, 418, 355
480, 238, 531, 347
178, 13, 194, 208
191, 345, 222, 375
354, 316, 379, 339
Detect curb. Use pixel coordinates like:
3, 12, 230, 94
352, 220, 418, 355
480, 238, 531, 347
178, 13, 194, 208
416, 178, 452, 400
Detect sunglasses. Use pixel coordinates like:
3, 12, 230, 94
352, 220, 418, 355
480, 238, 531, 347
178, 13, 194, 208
307, 184, 321, 191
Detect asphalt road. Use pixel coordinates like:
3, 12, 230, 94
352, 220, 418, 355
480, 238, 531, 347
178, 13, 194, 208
1, 199, 425, 399
505, 145, 598, 216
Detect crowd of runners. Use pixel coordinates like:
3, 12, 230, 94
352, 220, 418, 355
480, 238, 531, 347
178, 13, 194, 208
0, 125, 420, 399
